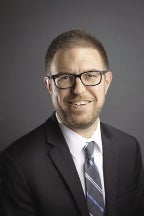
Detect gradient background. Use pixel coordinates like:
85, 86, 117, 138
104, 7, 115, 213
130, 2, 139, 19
1, 0, 144, 162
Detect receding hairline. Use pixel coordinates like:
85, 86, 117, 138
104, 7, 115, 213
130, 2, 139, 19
45, 29, 110, 72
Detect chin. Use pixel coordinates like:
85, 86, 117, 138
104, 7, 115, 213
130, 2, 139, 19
65, 115, 98, 130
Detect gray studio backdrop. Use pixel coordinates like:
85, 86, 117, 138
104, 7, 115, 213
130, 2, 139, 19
1, 0, 144, 162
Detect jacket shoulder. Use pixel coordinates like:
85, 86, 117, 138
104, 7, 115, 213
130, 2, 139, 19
2, 114, 58, 160
100, 122, 140, 152
101, 122, 137, 140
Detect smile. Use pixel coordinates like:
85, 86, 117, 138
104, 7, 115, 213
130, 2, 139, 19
68, 100, 91, 106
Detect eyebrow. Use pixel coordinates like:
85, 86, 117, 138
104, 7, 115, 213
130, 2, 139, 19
54, 69, 103, 75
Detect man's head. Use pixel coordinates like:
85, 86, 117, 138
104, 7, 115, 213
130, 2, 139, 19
44, 30, 112, 137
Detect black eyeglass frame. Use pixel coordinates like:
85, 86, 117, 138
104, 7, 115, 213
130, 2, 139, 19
48, 70, 109, 89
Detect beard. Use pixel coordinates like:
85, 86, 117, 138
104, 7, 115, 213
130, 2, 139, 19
56, 105, 102, 130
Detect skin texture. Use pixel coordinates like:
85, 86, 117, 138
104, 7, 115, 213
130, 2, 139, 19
44, 47, 112, 138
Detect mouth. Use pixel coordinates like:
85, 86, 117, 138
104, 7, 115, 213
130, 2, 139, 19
68, 100, 92, 106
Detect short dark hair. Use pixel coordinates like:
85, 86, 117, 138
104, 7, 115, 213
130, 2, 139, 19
45, 29, 109, 73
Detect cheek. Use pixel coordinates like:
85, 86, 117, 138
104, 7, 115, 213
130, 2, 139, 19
91, 86, 106, 105
97, 92, 106, 104
50, 86, 59, 104
51, 89, 67, 107
97, 81, 108, 96
91, 85, 105, 97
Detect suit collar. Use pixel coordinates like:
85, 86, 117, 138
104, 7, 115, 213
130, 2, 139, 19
44, 113, 89, 216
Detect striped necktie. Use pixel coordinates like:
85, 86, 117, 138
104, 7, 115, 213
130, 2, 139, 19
84, 141, 105, 216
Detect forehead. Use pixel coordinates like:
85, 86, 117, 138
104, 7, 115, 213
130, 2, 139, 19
50, 47, 104, 73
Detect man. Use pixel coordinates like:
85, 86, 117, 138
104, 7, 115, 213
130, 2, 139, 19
1, 29, 144, 216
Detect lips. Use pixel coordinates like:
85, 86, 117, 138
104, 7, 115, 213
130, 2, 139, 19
68, 100, 92, 106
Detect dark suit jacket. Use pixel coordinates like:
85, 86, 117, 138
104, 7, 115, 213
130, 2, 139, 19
1, 113, 144, 216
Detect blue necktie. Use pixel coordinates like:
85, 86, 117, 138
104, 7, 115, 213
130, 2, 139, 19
84, 141, 104, 216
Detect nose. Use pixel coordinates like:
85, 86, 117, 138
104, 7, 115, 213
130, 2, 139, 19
72, 77, 86, 94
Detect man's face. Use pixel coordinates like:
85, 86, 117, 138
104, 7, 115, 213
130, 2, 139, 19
45, 47, 112, 133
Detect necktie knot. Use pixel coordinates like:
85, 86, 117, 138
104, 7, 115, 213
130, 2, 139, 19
85, 141, 94, 159
85, 141, 95, 165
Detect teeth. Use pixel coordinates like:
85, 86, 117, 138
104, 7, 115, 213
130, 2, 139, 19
73, 101, 90, 106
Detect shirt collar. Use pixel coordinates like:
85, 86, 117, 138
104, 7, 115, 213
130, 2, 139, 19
56, 113, 103, 159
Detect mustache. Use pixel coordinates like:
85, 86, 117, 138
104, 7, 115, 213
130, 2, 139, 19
63, 95, 95, 102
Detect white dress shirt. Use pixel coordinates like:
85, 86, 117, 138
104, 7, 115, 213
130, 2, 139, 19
57, 116, 105, 203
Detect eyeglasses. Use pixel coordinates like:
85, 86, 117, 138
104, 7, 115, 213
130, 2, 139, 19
48, 70, 108, 89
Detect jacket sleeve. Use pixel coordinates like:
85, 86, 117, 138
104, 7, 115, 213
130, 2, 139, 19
134, 139, 144, 216
0, 151, 37, 216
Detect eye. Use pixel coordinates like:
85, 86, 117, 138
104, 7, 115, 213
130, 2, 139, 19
59, 75, 72, 81
62, 75, 71, 80
84, 71, 99, 78
56, 74, 74, 83
88, 73, 95, 78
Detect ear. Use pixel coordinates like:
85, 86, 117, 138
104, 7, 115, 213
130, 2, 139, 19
44, 76, 52, 94
104, 71, 112, 94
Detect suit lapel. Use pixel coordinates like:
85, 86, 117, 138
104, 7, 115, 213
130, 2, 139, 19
101, 123, 118, 216
44, 114, 89, 216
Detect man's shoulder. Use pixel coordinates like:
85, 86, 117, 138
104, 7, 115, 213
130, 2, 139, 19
101, 122, 138, 143
100, 122, 141, 156
2, 114, 58, 160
